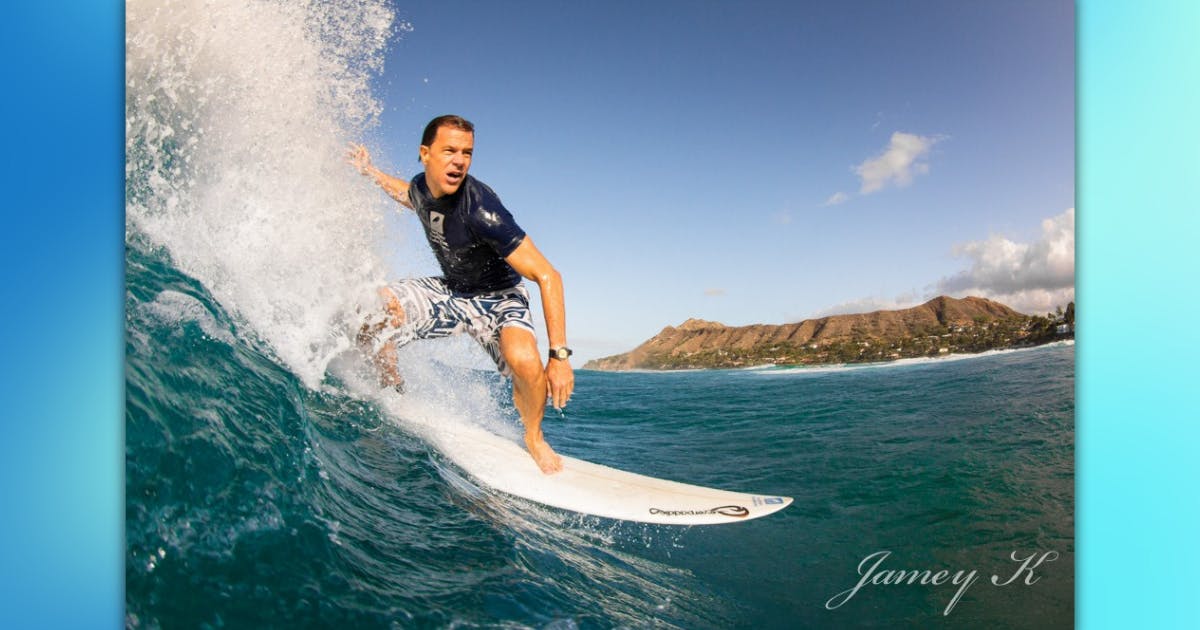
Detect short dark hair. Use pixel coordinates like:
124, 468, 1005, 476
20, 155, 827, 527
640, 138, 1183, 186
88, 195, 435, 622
421, 114, 474, 148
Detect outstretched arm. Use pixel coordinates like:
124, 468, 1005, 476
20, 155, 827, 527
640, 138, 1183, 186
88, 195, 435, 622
505, 237, 573, 409
347, 143, 413, 209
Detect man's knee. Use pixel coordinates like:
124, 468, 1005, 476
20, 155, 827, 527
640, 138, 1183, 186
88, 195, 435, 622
359, 287, 407, 345
500, 329, 542, 383
378, 287, 406, 328
508, 353, 543, 385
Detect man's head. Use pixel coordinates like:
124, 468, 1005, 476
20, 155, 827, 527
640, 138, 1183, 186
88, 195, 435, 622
419, 115, 475, 198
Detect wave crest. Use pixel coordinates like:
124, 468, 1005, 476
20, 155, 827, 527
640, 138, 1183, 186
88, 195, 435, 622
126, 0, 400, 385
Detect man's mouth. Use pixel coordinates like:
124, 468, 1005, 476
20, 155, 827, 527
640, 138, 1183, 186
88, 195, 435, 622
446, 171, 463, 184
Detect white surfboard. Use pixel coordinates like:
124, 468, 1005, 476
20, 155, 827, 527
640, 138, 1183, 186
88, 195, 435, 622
420, 421, 793, 525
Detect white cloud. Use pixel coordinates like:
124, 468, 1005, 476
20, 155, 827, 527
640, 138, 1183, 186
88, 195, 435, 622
936, 208, 1075, 314
811, 293, 923, 318
823, 192, 849, 206
854, 132, 942, 194
804, 209, 1075, 319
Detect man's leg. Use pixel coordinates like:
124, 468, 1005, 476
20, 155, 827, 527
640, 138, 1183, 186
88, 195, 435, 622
500, 326, 563, 474
372, 340, 404, 390
357, 287, 408, 389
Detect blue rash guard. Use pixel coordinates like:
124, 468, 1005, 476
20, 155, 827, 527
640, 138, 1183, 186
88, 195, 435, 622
406, 173, 527, 295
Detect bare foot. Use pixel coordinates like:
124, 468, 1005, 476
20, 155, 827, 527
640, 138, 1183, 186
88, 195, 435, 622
524, 432, 564, 475
380, 370, 405, 394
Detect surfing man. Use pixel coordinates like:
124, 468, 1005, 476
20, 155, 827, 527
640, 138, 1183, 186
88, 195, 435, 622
348, 115, 572, 475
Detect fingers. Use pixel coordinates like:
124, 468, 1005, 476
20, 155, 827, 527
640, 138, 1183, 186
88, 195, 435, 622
345, 142, 371, 173
546, 363, 575, 410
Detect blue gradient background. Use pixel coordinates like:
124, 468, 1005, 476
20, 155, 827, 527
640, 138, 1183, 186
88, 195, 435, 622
1077, 2, 1200, 628
1, 1, 1196, 628
2, 2, 124, 629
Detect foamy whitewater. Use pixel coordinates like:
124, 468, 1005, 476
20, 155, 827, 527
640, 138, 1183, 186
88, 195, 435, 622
754, 340, 1077, 376
125, 2, 1074, 627
126, 0, 398, 386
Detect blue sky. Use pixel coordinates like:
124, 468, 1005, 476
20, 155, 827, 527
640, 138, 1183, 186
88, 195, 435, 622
358, 0, 1075, 362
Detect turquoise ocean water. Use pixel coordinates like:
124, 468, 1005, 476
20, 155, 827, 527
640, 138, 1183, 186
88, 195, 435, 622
126, 243, 1073, 628
125, 1, 1073, 626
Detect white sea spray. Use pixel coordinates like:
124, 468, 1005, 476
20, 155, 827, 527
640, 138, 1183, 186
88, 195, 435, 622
126, 0, 402, 387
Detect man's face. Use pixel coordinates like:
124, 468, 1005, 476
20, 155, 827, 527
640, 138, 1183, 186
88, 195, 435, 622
419, 126, 474, 198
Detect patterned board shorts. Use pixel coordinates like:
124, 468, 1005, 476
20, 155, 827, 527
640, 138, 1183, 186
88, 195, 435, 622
374, 276, 536, 377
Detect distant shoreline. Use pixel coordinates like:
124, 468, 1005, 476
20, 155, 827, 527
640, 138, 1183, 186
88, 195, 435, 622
578, 339, 1075, 374
584, 296, 1075, 372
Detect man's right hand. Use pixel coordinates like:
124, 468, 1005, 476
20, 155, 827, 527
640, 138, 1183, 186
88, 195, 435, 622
347, 142, 373, 175
347, 143, 413, 208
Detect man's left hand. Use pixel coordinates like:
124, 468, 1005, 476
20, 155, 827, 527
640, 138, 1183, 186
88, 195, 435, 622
546, 359, 574, 410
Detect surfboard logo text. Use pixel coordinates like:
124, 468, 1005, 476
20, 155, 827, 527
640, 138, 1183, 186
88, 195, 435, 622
649, 505, 750, 518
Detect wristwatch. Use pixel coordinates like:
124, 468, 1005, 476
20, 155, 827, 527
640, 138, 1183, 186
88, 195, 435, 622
548, 346, 573, 361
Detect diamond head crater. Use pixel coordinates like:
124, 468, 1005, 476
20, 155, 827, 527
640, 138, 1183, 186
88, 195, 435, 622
583, 296, 1075, 371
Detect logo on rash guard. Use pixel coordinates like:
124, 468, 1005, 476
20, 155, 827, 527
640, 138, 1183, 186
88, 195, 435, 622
428, 211, 448, 253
